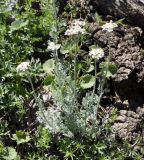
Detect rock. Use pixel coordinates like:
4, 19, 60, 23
90, 0, 144, 29
91, 23, 144, 107
111, 108, 144, 141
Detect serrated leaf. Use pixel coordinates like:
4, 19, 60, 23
9, 19, 29, 32
12, 131, 31, 145
94, 143, 106, 155
43, 59, 55, 74
80, 74, 95, 89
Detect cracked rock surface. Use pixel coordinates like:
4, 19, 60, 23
91, 24, 144, 83
88, 22, 144, 143
89, 23, 144, 107
111, 106, 144, 141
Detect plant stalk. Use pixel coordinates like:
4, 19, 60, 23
93, 59, 97, 97
74, 51, 77, 105
95, 33, 111, 119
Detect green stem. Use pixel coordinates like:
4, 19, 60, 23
27, 74, 52, 129
74, 36, 79, 106
93, 59, 97, 97
95, 76, 105, 118
74, 51, 77, 105
107, 33, 111, 63
95, 33, 111, 119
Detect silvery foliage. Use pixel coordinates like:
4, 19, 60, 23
37, 105, 64, 135
37, 63, 100, 137
81, 92, 99, 131
49, 63, 81, 137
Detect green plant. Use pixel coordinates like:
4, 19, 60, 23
0, 0, 143, 159
35, 127, 51, 149
37, 17, 118, 138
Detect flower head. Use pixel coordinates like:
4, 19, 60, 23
65, 19, 86, 36
48, 41, 61, 51
16, 62, 30, 72
89, 48, 104, 60
102, 20, 118, 32
65, 26, 85, 36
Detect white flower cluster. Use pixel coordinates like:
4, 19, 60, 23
48, 41, 61, 51
89, 48, 104, 60
102, 20, 118, 32
16, 62, 30, 72
65, 19, 86, 36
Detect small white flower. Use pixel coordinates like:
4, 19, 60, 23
65, 19, 86, 36
65, 25, 86, 35
89, 48, 104, 60
102, 20, 118, 32
16, 62, 30, 72
48, 41, 61, 51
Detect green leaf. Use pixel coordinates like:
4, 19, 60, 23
116, 18, 125, 25
86, 64, 94, 73
108, 63, 117, 75
43, 59, 55, 74
3, 147, 17, 160
60, 38, 77, 55
94, 142, 106, 155
9, 19, 29, 32
100, 62, 117, 78
80, 74, 95, 89
12, 131, 31, 145
0, 141, 4, 153
44, 75, 55, 85
95, 12, 105, 25
65, 151, 74, 158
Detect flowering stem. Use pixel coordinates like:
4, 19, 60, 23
95, 76, 105, 118
74, 36, 79, 106
95, 33, 111, 119
54, 49, 60, 78
27, 74, 52, 128
74, 50, 77, 105
107, 33, 111, 63
93, 59, 97, 97
51, 0, 61, 85
93, 59, 98, 121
